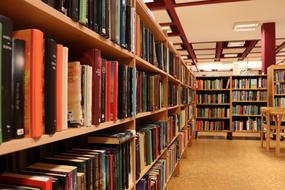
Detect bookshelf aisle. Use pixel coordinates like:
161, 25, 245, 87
0, 0, 194, 189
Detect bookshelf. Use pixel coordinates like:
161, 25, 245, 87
267, 65, 285, 107
0, 0, 194, 189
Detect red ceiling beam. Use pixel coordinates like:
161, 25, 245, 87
276, 41, 285, 53
175, 0, 250, 8
238, 40, 258, 61
146, 1, 165, 10
162, 0, 197, 63
215, 42, 224, 61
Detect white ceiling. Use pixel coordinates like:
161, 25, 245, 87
175, 0, 285, 43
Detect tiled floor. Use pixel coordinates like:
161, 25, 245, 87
167, 139, 285, 190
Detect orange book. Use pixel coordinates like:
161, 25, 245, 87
13, 29, 44, 138
56, 44, 63, 132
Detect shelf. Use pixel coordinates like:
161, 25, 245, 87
136, 108, 168, 119
196, 89, 230, 92
197, 103, 230, 106
0, 117, 134, 156
232, 88, 267, 91
196, 117, 230, 120
232, 101, 267, 103
135, 56, 168, 76
136, 133, 180, 184
0, 0, 134, 59
168, 74, 180, 84
168, 105, 179, 110
196, 76, 230, 78
164, 160, 180, 190
274, 81, 285, 84
233, 130, 259, 133
274, 94, 285, 96
232, 115, 261, 117
232, 75, 267, 78
197, 130, 230, 132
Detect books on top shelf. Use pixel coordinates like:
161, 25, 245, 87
232, 105, 260, 115
274, 70, 285, 82
196, 78, 230, 90
232, 78, 266, 89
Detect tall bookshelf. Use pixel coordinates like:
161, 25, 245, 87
0, 0, 194, 189
267, 65, 285, 108
231, 75, 267, 132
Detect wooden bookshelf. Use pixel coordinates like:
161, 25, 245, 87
268, 65, 285, 108
196, 89, 230, 91
197, 103, 230, 106
196, 117, 230, 120
232, 101, 267, 103
0, 1, 194, 189
232, 88, 267, 91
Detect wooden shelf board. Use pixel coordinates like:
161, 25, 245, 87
274, 81, 285, 84
197, 130, 230, 132
232, 115, 261, 117
233, 130, 260, 133
232, 101, 267, 103
168, 105, 179, 110
0, 117, 134, 156
196, 117, 230, 120
232, 88, 267, 91
168, 74, 180, 84
0, 0, 133, 59
164, 160, 180, 189
197, 103, 230, 106
136, 133, 180, 184
196, 76, 230, 78
274, 94, 285, 96
196, 89, 230, 91
136, 108, 167, 119
232, 75, 267, 78
135, 56, 168, 76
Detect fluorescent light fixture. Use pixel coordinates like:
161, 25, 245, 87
161, 26, 172, 33
234, 22, 259, 32
228, 41, 245, 47
224, 54, 238, 58
181, 55, 189, 59
144, 0, 154, 3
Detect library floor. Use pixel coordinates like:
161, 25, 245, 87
167, 138, 285, 190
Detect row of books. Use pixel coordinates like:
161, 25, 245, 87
196, 94, 229, 104
274, 70, 285, 82
274, 97, 285, 107
42, 0, 135, 52
181, 87, 190, 105
180, 110, 186, 130
181, 65, 190, 85
168, 83, 178, 107
136, 141, 180, 190
0, 131, 133, 190
274, 84, 285, 94
196, 121, 226, 131
136, 71, 163, 113
179, 126, 190, 154
232, 118, 261, 131
168, 114, 180, 138
196, 108, 230, 118
136, 121, 173, 179
232, 105, 260, 115
232, 78, 266, 89
188, 104, 194, 120
196, 79, 229, 90
168, 51, 180, 79
190, 74, 195, 88
232, 91, 267, 101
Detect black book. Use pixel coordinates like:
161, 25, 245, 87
120, 0, 127, 48
92, 0, 98, 32
12, 39, 25, 139
125, 0, 131, 50
66, 0, 79, 21
135, 135, 140, 179
42, 0, 55, 7
126, 67, 131, 117
44, 38, 57, 134
0, 15, 13, 142
96, 0, 103, 35
55, 0, 67, 14
87, 0, 94, 30
101, 59, 106, 122
118, 64, 127, 119
104, 0, 110, 38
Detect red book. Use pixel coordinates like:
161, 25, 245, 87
80, 49, 102, 125
105, 61, 111, 122
110, 61, 118, 121
0, 173, 52, 190
56, 44, 63, 132
154, 126, 159, 158
109, 154, 113, 190
13, 29, 44, 138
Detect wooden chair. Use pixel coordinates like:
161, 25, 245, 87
270, 108, 285, 156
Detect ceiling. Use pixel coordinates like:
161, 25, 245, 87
146, 0, 285, 66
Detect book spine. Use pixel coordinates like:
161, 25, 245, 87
56, 44, 63, 132
105, 61, 111, 122
44, 38, 57, 134
0, 16, 13, 142
101, 59, 106, 122
62, 47, 69, 130
12, 39, 25, 139
93, 49, 102, 125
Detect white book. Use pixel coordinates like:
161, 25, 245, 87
87, 66, 92, 126
62, 47, 68, 130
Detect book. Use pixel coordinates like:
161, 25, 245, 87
68, 61, 83, 126
14, 29, 44, 138
101, 59, 106, 122
56, 44, 63, 132
110, 61, 118, 121
0, 15, 13, 142
44, 38, 57, 134
62, 47, 68, 130
0, 183, 40, 189
0, 172, 52, 190
105, 61, 111, 122
118, 64, 127, 119
12, 39, 25, 139
79, 0, 87, 24
66, 0, 79, 21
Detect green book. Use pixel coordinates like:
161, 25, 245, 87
142, 72, 147, 112
0, 22, 2, 144
145, 129, 153, 165
79, 0, 87, 24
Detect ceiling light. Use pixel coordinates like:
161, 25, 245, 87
161, 26, 172, 33
144, 0, 154, 3
228, 41, 245, 47
224, 54, 238, 58
234, 22, 259, 32
181, 55, 188, 59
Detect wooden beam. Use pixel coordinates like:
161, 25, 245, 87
146, 1, 165, 10
174, 0, 250, 7
276, 41, 285, 53
215, 42, 223, 61
162, 0, 197, 63
238, 40, 258, 61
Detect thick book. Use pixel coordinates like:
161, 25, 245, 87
88, 131, 133, 144
0, 15, 13, 142
12, 39, 25, 139
66, 0, 79, 21
110, 61, 118, 121
62, 47, 68, 130
44, 38, 57, 134
56, 44, 63, 132
105, 61, 111, 122
110, 0, 119, 43
0, 173, 52, 190
120, 0, 127, 48
101, 59, 106, 122
14, 29, 44, 138
118, 64, 127, 119
68, 61, 83, 126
